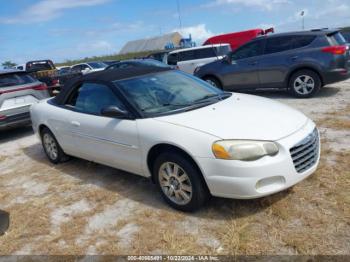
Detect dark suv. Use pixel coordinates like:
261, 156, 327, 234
194, 30, 350, 98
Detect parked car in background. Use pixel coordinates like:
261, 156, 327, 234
105, 59, 174, 70
31, 66, 320, 211
147, 50, 172, 63
71, 62, 107, 74
195, 30, 350, 98
203, 28, 274, 51
15, 64, 25, 71
0, 70, 49, 130
26, 60, 60, 96
166, 44, 231, 74
56, 66, 71, 75
103, 60, 120, 66
56, 66, 82, 89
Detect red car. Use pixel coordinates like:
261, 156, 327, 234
203, 28, 274, 51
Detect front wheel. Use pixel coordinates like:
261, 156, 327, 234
289, 70, 321, 98
154, 152, 209, 212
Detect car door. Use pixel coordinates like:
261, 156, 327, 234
258, 36, 297, 88
63, 82, 143, 175
220, 39, 265, 90
258, 35, 316, 88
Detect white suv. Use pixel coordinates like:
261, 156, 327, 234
166, 44, 231, 74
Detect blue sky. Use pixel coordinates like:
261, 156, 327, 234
1, 0, 349, 64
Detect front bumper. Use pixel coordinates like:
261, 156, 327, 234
196, 120, 320, 199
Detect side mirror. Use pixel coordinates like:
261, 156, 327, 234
224, 54, 232, 64
101, 106, 131, 119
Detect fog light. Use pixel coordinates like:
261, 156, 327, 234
256, 176, 286, 194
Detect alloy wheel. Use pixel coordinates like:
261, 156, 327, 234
43, 133, 58, 160
206, 79, 217, 87
158, 162, 193, 205
294, 75, 315, 95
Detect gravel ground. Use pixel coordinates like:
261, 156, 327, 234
0, 80, 349, 255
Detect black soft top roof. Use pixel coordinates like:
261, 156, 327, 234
54, 66, 171, 105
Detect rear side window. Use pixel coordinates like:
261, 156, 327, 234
65, 83, 125, 115
178, 50, 195, 61
328, 32, 347, 45
342, 32, 350, 43
265, 36, 295, 54
293, 35, 316, 49
0, 73, 36, 88
194, 47, 216, 59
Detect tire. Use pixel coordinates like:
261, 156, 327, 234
41, 127, 69, 164
288, 70, 321, 98
203, 76, 222, 89
153, 152, 209, 212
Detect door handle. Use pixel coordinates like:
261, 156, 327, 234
71, 121, 80, 127
249, 61, 258, 66
291, 56, 298, 61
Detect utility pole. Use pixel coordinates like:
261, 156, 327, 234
176, 0, 182, 30
300, 10, 305, 30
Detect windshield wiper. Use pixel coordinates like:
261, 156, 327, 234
193, 92, 231, 104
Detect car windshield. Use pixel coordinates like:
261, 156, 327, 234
115, 71, 231, 116
87, 62, 107, 69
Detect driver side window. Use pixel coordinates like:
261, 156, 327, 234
65, 82, 125, 115
231, 40, 264, 61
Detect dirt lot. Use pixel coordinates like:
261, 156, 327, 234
0, 81, 349, 255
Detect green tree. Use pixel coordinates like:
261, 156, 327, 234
2, 61, 17, 68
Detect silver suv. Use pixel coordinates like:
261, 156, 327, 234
0, 70, 49, 130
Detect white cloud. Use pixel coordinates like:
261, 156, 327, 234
205, 0, 290, 11
173, 24, 215, 44
0, 0, 110, 24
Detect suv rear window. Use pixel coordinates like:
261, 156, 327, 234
0, 73, 36, 88
328, 32, 347, 45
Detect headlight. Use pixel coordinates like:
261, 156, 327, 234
212, 140, 279, 161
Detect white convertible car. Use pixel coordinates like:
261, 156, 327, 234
30, 66, 320, 211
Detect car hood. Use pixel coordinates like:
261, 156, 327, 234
154, 93, 308, 141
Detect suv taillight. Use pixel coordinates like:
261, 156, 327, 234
32, 83, 48, 91
321, 45, 348, 55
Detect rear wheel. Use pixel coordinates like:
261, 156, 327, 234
203, 76, 222, 89
41, 127, 69, 164
289, 70, 321, 98
153, 152, 209, 212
